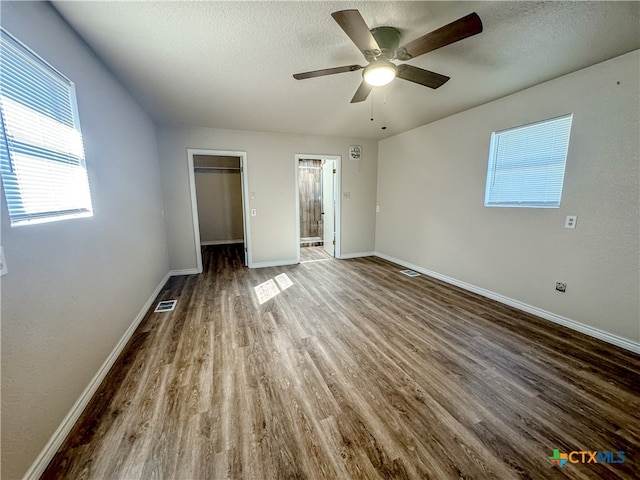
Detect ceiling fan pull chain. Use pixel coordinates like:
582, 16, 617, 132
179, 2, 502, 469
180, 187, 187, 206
370, 92, 374, 122
381, 88, 387, 130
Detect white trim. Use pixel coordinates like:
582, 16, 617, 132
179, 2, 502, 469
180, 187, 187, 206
295, 154, 342, 264
239, 154, 252, 267
339, 251, 375, 259
251, 259, 298, 269
186, 149, 252, 270
186, 150, 203, 273
295, 156, 300, 264
169, 268, 200, 276
374, 252, 640, 354
200, 239, 244, 246
22, 271, 172, 480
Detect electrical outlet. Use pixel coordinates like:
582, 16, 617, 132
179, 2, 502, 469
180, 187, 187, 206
555, 281, 566, 292
251, 208, 257, 217
0, 247, 7, 276
565, 215, 577, 229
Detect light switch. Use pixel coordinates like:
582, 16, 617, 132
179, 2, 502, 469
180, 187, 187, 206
565, 215, 577, 229
0, 247, 7, 276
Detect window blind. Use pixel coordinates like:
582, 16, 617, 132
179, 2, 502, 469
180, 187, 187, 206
0, 29, 92, 226
484, 114, 573, 208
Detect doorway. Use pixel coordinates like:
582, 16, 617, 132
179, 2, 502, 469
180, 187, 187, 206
187, 149, 251, 271
295, 154, 340, 263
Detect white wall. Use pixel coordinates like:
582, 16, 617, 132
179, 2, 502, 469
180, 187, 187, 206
376, 51, 640, 344
157, 126, 378, 268
0, 3, 170, 478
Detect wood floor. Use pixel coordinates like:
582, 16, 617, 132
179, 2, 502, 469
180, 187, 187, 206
300, 245, 332, 263
43, 245, 640, 479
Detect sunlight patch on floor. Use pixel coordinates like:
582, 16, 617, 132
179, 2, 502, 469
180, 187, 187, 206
254, 273, 294, 304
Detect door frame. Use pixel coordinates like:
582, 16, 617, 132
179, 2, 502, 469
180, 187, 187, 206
321, 159, 336, 257
187, 148, 252, 272
295, 153, 341, 263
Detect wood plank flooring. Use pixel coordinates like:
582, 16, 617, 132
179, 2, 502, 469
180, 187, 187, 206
42, 244, 640, 479
300, 245, 331, 263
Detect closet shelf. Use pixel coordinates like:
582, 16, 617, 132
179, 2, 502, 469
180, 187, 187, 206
194, 166, 241, 173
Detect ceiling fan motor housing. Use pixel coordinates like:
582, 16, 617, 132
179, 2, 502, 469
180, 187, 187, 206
368, 26, 401, 61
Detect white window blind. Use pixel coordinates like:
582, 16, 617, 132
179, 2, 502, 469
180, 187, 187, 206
0, 29, 92, 226
484, 114, 573, 208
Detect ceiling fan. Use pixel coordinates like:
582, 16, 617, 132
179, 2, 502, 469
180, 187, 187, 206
293, 9, 482, 103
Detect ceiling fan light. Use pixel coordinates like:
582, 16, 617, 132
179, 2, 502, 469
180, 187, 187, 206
363, 61, 397, 87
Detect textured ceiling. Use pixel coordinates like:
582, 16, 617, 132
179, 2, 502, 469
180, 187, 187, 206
51, 1, 640, 140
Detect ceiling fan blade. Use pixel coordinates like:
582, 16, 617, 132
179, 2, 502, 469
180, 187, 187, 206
293, 65, 362, 80
396, 64, 450, 89
396, 12, 482, 61
350, 81, 372, 103
331, 10, 381, 58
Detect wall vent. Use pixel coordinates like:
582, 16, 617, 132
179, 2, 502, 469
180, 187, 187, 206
154, 300, 177, 312
400, 269, 420, 277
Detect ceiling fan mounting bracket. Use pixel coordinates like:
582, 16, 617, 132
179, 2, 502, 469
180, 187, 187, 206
395, 47, 411, 61
363, 49, 382, 62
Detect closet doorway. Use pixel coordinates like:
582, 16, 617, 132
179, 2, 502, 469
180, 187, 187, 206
187, 149, 251, 271
295, 154, 340, 263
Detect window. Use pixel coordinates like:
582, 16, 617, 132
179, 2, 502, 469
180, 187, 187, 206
0, 29, 92, 226
484, 114, 573, 208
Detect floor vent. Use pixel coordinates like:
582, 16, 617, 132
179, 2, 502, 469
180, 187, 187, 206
400, 269, 420, 277
154, 300, 177, 312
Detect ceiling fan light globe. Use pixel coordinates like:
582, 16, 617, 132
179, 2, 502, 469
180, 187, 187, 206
363, 62, 397, 87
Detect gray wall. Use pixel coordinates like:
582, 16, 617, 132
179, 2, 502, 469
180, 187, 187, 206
157, 126, 378, 268
376, 51, 640, 343
0, 2, 169, 478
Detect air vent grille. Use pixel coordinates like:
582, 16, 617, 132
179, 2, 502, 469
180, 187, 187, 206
400, 269, 420, 277
154, 300, 177, 312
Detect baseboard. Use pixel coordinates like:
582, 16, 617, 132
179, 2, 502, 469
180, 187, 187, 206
169, 268, 200, 276
201, 239, 243, 246
22, 271, 172, 480
339, 251, 375, 259
374, 252, 640, 355
251, 259, 298, 269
